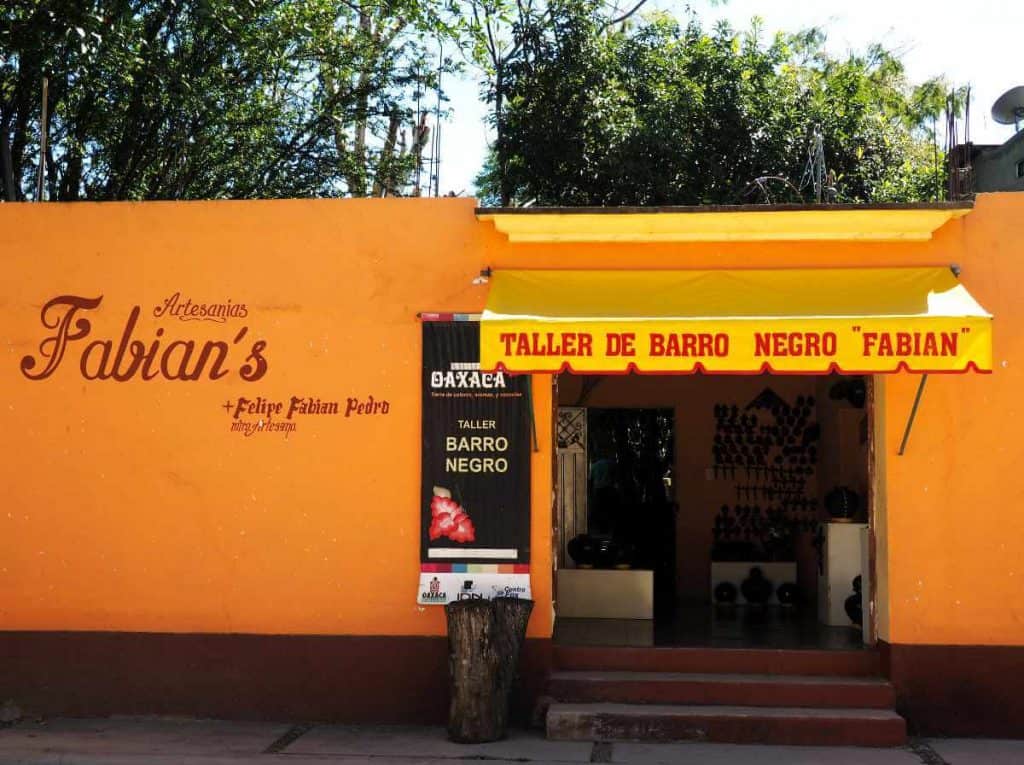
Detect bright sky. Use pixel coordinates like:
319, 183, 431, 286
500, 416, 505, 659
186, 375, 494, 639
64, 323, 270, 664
436, 0, 1023, 198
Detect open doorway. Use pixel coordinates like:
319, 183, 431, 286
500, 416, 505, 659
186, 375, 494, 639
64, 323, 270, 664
554, 373, 874, 650
570, 408, 677, 619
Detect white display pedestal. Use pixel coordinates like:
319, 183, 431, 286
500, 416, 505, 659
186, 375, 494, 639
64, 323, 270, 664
709, 562, 797, 605
818, 521, 867, 627
556, 568, 654, 619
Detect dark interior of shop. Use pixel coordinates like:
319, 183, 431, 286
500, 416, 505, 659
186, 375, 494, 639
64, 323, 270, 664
554, 373, 872, 650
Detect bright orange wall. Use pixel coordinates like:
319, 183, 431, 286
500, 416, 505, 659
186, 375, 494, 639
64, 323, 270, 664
0, 198, 550, 638
881, 195, 1024, 646
2, 194, 1023, 645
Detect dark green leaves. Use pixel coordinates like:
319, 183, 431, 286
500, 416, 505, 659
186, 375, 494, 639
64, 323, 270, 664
479, 4, 955, 206
1, 0, 455, 200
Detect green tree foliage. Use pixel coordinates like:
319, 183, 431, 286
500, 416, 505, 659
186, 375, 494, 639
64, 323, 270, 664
3, 1, 958, 204
475, 2, 953, 206
0, 0, 454, 200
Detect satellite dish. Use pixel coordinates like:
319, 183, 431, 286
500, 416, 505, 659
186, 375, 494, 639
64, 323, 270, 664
992, 86, 1024, 129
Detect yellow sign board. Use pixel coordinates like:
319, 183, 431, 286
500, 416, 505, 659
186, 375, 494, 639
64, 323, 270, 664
480, 269, 992, 374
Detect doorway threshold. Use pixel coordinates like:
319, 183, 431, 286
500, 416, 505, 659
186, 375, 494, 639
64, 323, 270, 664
554, 605, 870, 651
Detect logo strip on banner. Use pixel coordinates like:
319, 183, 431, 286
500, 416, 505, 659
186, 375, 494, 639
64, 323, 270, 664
421, 563, 531, 573
418, 573, 532, 605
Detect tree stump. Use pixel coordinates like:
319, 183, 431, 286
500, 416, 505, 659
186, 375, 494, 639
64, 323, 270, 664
445, 597, 534, 743
493, 597, 534, 732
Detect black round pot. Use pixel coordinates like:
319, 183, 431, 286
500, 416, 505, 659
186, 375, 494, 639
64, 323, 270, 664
777, 582, 799, 607
825, 486, 861, 521
845, 575, 863, 625
714, 581, 738, 604
741, 567, 773, 605
846, 378, 867, 408
592, 537, 634, 569
609, 540, 635, 569
567, 534, 596, 568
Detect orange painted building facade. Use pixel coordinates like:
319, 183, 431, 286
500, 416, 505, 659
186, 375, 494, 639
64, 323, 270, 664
1, 193, 1022, 734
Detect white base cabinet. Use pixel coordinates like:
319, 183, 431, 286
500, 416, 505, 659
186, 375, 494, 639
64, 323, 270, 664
818, 521, 867, 628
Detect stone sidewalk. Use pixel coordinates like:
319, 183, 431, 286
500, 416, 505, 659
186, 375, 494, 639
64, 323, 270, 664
0, 718, 1022, 765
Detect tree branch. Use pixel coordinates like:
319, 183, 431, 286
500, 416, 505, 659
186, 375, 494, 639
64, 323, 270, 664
599, 0, 650, 33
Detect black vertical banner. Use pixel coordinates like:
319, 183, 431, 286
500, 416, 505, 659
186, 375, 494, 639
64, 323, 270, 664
418, 321, 531, 605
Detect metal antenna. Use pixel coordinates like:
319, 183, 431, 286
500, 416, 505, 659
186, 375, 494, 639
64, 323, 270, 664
946, 86, 974, 201
432, 44, 443, 197
799, 125, 830, 203
36, 76, 49, 201
736, 175, 801, 205
965, 84, 971, 147
414, 63, 422, 196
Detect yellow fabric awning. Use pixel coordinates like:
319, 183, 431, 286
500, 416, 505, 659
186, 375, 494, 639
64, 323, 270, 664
477, 205, 971, 243
479, 268, 992, 374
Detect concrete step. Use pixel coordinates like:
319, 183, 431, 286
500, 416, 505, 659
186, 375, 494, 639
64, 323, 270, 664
546, 702, 908, 747
553, 645, 881, 676
548, 670, 896, 709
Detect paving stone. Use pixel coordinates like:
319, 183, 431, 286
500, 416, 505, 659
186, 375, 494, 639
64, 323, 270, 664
928, 738, 1024, 765
547, 702, 906, 747
0, 717, 288, 756
2, 718, 1023, 765
286, 723, 593, 761
611, 741, 923, 764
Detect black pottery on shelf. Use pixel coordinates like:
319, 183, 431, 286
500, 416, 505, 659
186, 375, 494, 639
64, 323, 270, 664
593, 537, 616, 568
740, 566, 773, 605
596, 537, 635, 569
847, 378, 867, 408
828, 377, 866, 408
825, 486, 861, 521
714, 581, 738, 604
567, 534, 634, 570
762, 522, 795, 562
567, 534, 596, 568
776, 582, 799, 607
845, 575, 863, 626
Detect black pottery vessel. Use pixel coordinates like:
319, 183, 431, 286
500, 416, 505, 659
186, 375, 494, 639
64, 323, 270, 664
568, 535, 634, 569
741, 566, 773, 604
826, 486, 861, 521
714, 581, 738, 604
567, 534, 596, 568
844, 575, 863, 625
776, 582, 799, 607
